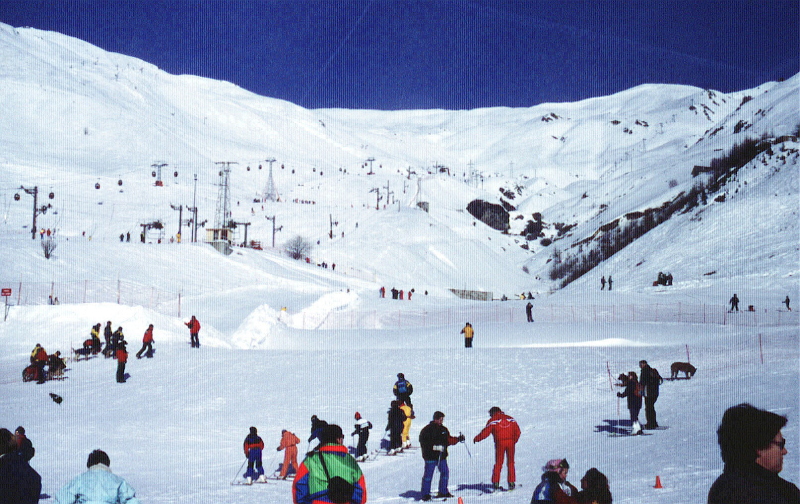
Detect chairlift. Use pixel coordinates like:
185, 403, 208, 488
174, 171, 178, 177
118, 179, 123, 186
95, 182, 101, 189
14, 193, 20, 201
49, 191, 55, 199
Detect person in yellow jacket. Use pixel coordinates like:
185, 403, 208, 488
400, 402, 414, 449
277, 429, 301, 480
461, 322, 474, 348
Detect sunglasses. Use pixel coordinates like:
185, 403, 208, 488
771, 439, 786, 449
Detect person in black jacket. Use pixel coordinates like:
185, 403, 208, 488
616, 372, 642, 435
14, 427, 34, 462
0, 427, 41, 504
708, 403, 799, 504
418, 411, 463, 501
386, 401, 407, 455
639, 360, 662, 429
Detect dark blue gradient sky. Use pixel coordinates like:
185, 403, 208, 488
1, 1, 797, 110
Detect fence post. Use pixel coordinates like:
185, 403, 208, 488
83, 280, 88, 303
17, 281, 22, 306
758, 333, 764, 364
116, 279, 121, 304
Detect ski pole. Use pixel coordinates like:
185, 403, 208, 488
459, 432, 472, 458
231, 458, 247, 485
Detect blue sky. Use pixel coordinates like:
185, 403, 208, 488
1, 0, 797, 110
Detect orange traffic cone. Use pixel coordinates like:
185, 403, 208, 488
654, 475, 663, 489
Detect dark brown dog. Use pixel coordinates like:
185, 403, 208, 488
670, 362, 697, 379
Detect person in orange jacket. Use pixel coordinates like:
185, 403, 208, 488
136, 324, 154, 359
473, 406, 521, 491
277, 429, 301, 479
115, 338, 128, 383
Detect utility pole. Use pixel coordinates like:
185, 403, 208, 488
384, 180, 393, 206
188, 174, 198, 242
152, 162, 167, 187
366, 157, 375, 175
264, 158, 277, 201
232, 221, 251, 246
170, 204, 183, 241
18, 186, 52, 239
329, 214, 334, 239
214, 162, 237, 230
265, 215, 282, 248
369, 187, 381, 210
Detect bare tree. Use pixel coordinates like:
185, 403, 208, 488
284, 235, 312, 260
41, 238, 57, 259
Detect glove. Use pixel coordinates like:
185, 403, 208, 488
277, 447, 281, 451
617, 392, 623, 397
458, 434, 465, 442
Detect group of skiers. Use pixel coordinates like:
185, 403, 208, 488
23, 344, 66, 384
616, 360, 663, 435
380, 286, 415, 300
274, 371, 616, 503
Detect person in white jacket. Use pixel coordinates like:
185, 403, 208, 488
55, 450, 140, 504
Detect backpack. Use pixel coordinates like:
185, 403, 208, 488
318, 452, 355, 504
396, 380, 409, 394
652, 368, 663, 385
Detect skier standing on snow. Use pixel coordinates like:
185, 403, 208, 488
277, 429, 301, 479
418, 411, 463, 501
531, 458, 579, 503
607, 276, 613, 291
352, 413, 372, 462
185, 316, 201, 348
115, 338, 128, 383
308, 415, 328, 448
400, 402, 414, 449
730, 294, 740, 312
639, 359, 662, 429
393, 373, 413, 407
461, 322, 474, 348
785, 296, 791, 311
600, 276, 606, 290
526, 301, 534, 323
103, 321, 113, 358
386, 400, 407, 455
243, 427, 266, 484
111, 327, 124, 358
135, 324, 154, 359
473, 406, 521, 491
292, 424, 366, 504
616, 372, 642, 435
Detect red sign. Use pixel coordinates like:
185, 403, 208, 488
1, 288, 11, 297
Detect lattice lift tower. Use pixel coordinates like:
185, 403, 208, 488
263, 158, 277, 202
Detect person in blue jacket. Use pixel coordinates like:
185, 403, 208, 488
55, 450, 140, 504
0, 428, 41, 504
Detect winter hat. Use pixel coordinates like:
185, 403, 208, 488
249, 426, 257, 435
397, 373, 404, 379
15, 426, 25, 435
355, 412, 362, 420
544, 458, 569, 472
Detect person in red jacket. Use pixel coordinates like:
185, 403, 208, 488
115, 338, 128, 383
136, 324, 154, 359
30, 344, 48, 384
473, 406, 521, 491
185, 316, 201, 348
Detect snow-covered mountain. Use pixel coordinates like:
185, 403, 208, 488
1, 21, 798, 326
1, 22, 798, 504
